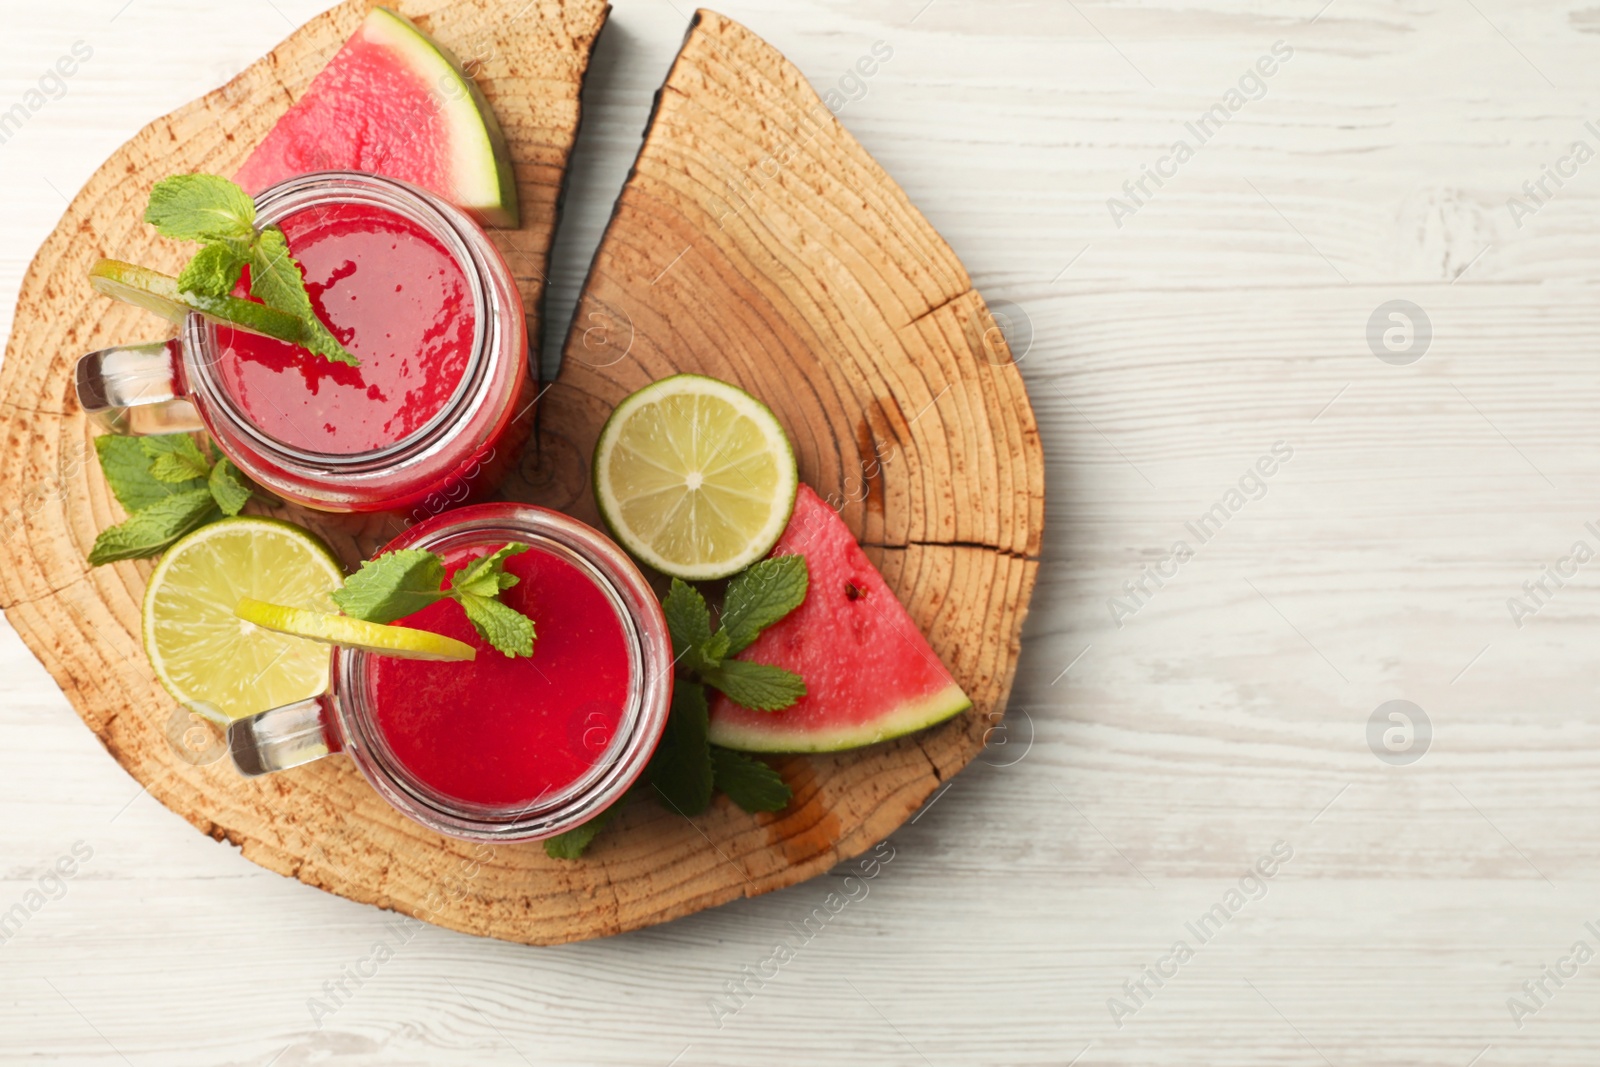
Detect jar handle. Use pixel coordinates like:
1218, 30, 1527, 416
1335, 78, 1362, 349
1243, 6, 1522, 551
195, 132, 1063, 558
75, 334, 204, 435
227, 696, 333, 776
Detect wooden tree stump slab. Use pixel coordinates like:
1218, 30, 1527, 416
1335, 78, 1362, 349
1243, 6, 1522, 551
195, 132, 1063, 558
0, 3, 1043, 946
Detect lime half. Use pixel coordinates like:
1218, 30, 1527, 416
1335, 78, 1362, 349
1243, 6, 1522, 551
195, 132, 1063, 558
90, 259, 307, 344
593, 374, 798, 580
143, 517, 343, 721
235, 599, 476, 662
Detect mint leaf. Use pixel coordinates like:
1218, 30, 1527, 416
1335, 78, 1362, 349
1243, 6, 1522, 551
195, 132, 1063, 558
148, 452, 210, 483
87, 489, 217, 565
331, 549, 448, 623
448, 544, 535, 655
141, 433, 210, 470
457, 592, 535, 658
207, 457, 253, 516
177, 239, 250, 297
544, 796, 628, 860
145, 434, 212, 485
720, 555, 808, 655
711, 747, 791, 813
250, 227, 358, 367
699, 629, 730, 668
144, 174, 256, 242
702, 659, 806, 712
95, 436, 203, 510
451, 543, 528, 599
663, 579, 712, 658
663, 578, 730, 673
248, 227, 311, 318
649, 684, 713, 816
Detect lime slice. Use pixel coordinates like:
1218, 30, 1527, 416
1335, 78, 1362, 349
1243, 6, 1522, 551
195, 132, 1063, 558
90, 259, 306, 344
593, 374, 798, 580
143, 517, 343, 721
235, 598, 476, 662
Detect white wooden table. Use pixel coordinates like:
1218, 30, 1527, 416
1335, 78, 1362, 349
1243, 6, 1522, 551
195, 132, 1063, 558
5, 0, 1599, 1063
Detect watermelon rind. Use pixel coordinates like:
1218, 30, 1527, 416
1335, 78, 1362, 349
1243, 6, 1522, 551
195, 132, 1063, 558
707, 681, 973, 754
364, 7, 520, 228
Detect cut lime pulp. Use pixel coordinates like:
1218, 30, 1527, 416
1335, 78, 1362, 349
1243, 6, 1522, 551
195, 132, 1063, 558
143, 517, 343, 720
592, 374, 798, 581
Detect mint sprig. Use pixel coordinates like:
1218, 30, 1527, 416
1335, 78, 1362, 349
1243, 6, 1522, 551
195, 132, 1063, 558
87, 435, 256, 566
331, 544, 535, 658
144, 174, 357, 367
663, 557, 809, 712
652, 558, 808, 818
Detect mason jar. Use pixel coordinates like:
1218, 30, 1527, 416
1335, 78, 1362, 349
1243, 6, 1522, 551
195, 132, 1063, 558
75, 171, 532, 514
226, 503, 673, 843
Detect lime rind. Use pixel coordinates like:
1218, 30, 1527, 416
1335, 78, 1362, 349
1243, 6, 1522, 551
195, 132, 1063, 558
90, 259, 307, 343
592, 374, 798, 581
234, 598, 477, 662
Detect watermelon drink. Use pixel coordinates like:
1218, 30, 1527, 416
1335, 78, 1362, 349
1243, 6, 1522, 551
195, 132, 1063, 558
78, 172, 530, 513
365, 537, 634, 808
228, 504, 674, 843
212, 200, 477, 457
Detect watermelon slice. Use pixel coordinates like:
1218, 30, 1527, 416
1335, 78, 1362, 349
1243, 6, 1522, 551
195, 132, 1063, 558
235, 7, 519, 228
708, 485, 972, 753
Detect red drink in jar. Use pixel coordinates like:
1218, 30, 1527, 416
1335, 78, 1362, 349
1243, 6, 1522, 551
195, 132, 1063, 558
228, 504, 674, 843
369, 540, 634, 808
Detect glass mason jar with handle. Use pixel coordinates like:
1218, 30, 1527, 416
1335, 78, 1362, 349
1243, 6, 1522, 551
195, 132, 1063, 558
75, 171, 532, 515
227, 504, 674, 844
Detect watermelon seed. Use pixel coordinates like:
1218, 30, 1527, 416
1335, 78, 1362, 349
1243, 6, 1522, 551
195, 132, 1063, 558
845, 581, 865, 600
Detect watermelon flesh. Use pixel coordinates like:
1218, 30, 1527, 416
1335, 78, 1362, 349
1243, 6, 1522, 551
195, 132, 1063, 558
708, 485, 972, 753
235, 7, 519, 228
